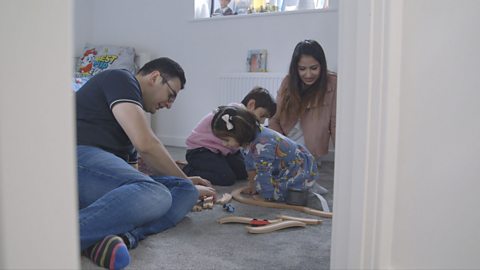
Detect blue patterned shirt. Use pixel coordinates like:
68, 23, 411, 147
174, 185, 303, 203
243, 127, 320, 201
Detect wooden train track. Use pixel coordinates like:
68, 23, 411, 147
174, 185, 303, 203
231, 186, 333, 218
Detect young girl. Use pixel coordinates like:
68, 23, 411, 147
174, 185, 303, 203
211, 105, 320, 202
183, 87, 276, 186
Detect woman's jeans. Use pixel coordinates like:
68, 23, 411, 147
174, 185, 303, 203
77, 145, 198, 250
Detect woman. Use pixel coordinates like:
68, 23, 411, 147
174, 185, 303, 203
269, 40, 337, 166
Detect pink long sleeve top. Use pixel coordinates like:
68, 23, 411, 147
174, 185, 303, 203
185, 110, 239, 156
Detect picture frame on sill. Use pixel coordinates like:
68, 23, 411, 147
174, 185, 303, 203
211, 0, 236, 16
247, 49, 267, 72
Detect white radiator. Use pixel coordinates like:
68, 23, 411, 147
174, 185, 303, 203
218, 73, 285, 105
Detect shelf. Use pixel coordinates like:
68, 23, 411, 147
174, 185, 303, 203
191, 8, 337, 23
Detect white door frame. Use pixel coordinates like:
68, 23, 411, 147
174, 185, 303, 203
330, 0, 403, 269
0, 0, 79, 268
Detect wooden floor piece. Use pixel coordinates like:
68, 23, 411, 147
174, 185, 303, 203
218, 216, 282, 224
202, 196, 214, 209
192, 205, 203, 212
215, 193, 233, 205
245, 220, 306, 234
277, 215, 322, 225
231, 186, 333, 218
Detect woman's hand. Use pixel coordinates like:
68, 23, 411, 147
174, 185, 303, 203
188, 176, 212, 187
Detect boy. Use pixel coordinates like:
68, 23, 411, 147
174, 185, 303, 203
183, 86, 276, 186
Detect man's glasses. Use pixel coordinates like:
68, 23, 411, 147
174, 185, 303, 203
161, 75, 177, 103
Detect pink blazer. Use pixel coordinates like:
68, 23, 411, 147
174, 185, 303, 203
269, 73, 337, 158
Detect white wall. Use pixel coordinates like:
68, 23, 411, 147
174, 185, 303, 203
74, 0, 93, 48
0, 0, 79, 268
392, 0, 480, 268
74, 0, 338, 147
332, 0, 480, 269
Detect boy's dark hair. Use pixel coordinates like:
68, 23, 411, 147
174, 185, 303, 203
137, 57, 186, 89
211, 105, 260, 145
240, 86, 277, 117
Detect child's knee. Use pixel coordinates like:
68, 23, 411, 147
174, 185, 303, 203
210, 170, 236, 186
214, 177, 235, 186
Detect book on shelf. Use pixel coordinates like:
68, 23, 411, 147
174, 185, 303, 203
246, 49, 267, 72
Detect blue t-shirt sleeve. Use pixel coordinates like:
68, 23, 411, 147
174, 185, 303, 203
103, 70, 143, 110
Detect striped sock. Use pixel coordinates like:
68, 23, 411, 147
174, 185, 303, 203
85, 235, 130, 270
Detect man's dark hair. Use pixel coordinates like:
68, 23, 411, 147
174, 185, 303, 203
137, 57, 186, 89
240, 86, 277, 117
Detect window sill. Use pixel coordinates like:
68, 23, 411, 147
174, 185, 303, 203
219, 72, 285, 77
190, 8, 338, 23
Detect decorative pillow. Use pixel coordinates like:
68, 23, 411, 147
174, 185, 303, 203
76, 43, 136, 77
72, 76, 92, 91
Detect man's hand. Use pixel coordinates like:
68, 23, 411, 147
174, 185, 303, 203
195, 185, 216, 199
188, 176, 216, 200
188, 176, 212, 187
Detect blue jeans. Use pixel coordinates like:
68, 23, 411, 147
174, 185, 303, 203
77, 145, 198, 250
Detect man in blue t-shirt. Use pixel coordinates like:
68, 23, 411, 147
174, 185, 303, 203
76, 58, 216, 270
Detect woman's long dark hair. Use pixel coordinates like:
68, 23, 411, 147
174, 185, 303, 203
281, 40, 328, 119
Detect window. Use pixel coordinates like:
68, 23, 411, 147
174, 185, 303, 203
194, 0, 329, 19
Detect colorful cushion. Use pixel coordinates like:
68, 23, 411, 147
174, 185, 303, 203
72, 76, 91, 91
76, 43, 136, 77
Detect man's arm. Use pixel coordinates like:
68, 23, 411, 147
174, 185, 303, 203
112, 103, 216, 197
112, 102, 216, 197
112, 102, 187, 178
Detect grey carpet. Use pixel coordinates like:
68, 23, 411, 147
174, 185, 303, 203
81, 161, 334, 270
